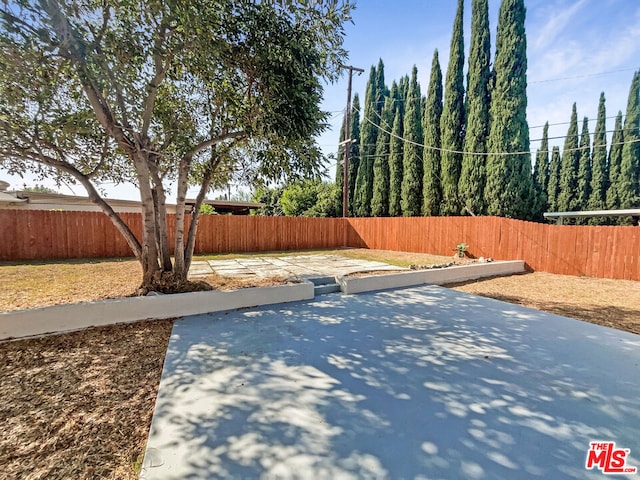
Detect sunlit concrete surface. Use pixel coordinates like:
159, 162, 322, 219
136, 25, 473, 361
142, 285, 640, 480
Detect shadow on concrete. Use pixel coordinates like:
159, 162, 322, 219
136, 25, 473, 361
142, 286, 640, 480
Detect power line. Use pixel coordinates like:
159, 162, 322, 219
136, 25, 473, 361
529, 67, 638, 85
356, 108, 640, 157
529, 115, 623, 129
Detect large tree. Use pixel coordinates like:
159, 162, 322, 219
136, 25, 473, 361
371, 91, 395, 216
0, 0, 351, 292
459, 0, 490, 216
557, 103, 580, 212
619, 71, 639, 210
484, 0, 534, 219
587, 93, 608, 214
347, 94, 361, 215
401, 66, 423, 216
335, 93, 361, 216
606, 111, 624, 210
440, 0, 465, 216
546, 146, 561, 212
532, 122, 550, 217
388, 102, 404, 217
422, 50, 443, 216
335, 116, 347, 213
353, 65, 377, 216
576, 116, 592, 218
281, 181, 339, 218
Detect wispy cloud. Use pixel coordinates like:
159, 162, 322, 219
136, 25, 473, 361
529, 5, 640, 83
533, 0, 590, 51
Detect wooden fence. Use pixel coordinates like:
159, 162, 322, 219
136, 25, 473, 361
0, 210, 345, 260
346, 217, 640, 281
1, 210, 638, 281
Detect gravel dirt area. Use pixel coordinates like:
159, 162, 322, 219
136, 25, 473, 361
0, 251, 638, 479
0, 319, 173, 480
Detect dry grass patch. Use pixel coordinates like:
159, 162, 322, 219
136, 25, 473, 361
0, 319, 174, 480
0, 259, 140, 311
196, 273, 294, 290
448, 272, 640, 335
320, 248, 454, 268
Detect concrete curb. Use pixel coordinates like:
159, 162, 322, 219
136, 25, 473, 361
337, 260, 525, 294
0, 282, 314, 341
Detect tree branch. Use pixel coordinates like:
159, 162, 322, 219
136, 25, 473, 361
86, 136, 110, 178
142, 25, 172, 137
184, 155, 221, 272
190, 130, 246, 157
39, 0, 135, 153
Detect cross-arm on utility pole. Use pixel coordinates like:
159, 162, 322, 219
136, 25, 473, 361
339, 64, 364, 218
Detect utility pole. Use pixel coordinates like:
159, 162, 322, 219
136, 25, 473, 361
339, 64, 364, 217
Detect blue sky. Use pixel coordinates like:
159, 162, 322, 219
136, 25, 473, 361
3, 0, 639, 199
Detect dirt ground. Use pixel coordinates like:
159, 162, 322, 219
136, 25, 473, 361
0, 319, 173, 480
0, 251, 638, 479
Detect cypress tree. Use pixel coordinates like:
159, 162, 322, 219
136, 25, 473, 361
606, 111, 624, 210
619, 71, 640, 210
401, 66, 423, 216
484, 0, 534, 219
399, 75, 410, 107
547, 146, 561, 212
371, 91, 395, 216
353, 66, 379, 217
388, 105, 404, 217
423, 50, 444, 216
375, 59, 387, 112
335, 115, 347, 215
533, 122, 550, 217
346, 94, 361, 215
587, 93, 608, 214
459, 0, 490, 216
440, 0, 465, 216
557, 103, 579, 212
576, 116, 592, 218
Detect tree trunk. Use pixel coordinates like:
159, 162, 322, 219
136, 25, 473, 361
184, 165, 215, 274
133, 153, 161, 290
149, 166, 173, 272
184, 158, 220, 272
173, 155, 192, 283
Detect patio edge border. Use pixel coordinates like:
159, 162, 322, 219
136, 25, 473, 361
337, 260, 526, 294
0, 281, 314, 341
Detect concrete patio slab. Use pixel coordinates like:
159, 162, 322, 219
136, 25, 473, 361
141, 286, 640, 479
190, 254, 408, 280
